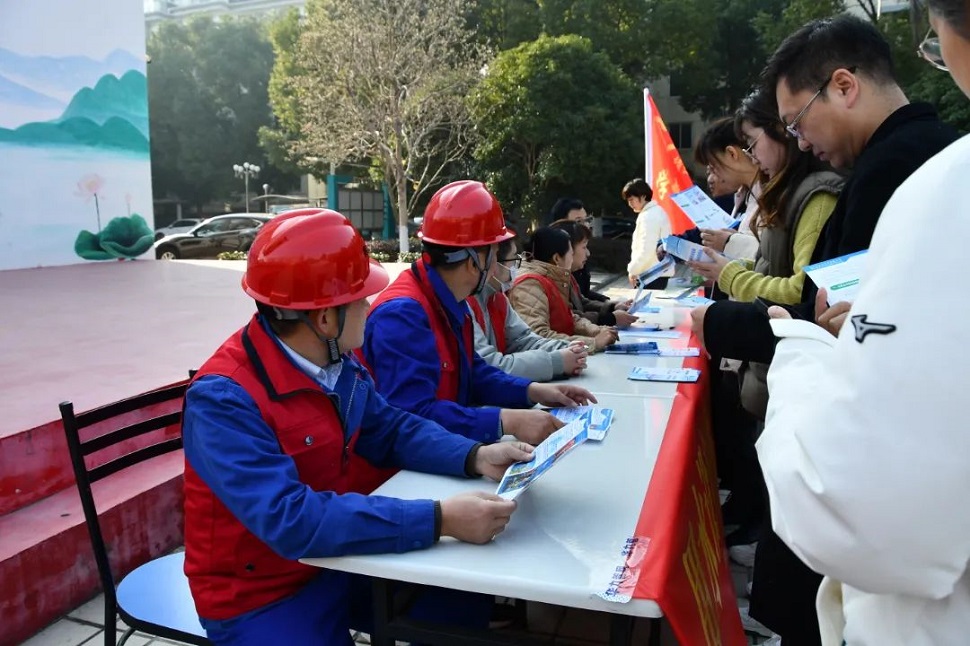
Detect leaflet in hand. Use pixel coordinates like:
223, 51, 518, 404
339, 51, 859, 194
635, 255, 675, 287
671, 185, 736, 230
804, 250, 868, 304
548, 406, 615, 442
628, 367, 701, 383
495, 419, 589, 500
662, 235, 712, 263
627, 289, 652, 315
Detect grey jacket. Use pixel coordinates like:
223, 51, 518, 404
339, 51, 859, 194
470, 283, 568, 382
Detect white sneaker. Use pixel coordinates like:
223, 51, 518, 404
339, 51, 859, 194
729, 542, 758, 568
739, 605, 774, 638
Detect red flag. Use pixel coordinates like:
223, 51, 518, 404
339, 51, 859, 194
644, 89, 695, 234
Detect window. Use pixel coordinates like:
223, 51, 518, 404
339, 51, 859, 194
197, 219, 232, 236
669, 122, 693, 150
172, 219, 197, 227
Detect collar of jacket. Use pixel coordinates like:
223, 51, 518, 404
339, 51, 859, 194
415, 259, 473, 328
242, 314, 348, 400
863, 102, 940, 157
521, 259, 571, 285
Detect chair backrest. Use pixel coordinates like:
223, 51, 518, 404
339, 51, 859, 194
59, 379, 190, 612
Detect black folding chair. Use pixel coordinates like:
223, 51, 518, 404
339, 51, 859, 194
60, 379, 209, 646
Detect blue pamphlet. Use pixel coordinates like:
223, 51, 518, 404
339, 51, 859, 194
605, 342, 660, 355
628, 367, 701, 383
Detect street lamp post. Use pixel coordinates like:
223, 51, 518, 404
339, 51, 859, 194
232, 162, 261, 213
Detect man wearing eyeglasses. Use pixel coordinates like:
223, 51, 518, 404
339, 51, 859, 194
693, 14, 958, 362
689, 13, 960, 646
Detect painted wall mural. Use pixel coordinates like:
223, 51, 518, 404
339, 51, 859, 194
0, 0, 153, 270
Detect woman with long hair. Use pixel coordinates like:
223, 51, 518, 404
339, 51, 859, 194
693, 116, 766, 260
689, 88, 843, 306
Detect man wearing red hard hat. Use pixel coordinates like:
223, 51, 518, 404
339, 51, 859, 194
362, 180, 597, 445
181, 208, 534, 644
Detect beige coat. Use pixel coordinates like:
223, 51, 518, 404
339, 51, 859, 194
508, 260, 606, 351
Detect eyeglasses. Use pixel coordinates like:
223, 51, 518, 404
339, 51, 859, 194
499, 254, 523, 269
784, 67, 857, 139
742, 131, 763, 160
918, 27, 948, 71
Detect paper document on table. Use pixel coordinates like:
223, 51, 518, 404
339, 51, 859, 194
628, 367, 701, 383
673, 294, 715, 307
604, 341, 660, 355
621, 328, 682, 339
657, 347, 701, 357
671, 185, 736, 229
495, 419, 589, 500
548, 406, 615, 441
804, 250, 868, 304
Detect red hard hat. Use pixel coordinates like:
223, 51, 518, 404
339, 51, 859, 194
242, 209, 389, 310
418, 180, 513, 247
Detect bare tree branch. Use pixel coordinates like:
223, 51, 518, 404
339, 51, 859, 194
283, 0, 486, 253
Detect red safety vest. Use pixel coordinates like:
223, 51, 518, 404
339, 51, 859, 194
365, 260, 474, 401
183, 315, 385, 620
513, 273, 575, 335
466, 292, 509, 354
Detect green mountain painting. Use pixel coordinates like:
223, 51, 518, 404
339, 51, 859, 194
0, 70, 148, 154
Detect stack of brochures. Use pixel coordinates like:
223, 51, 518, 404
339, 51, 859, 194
495, 418, 590, 500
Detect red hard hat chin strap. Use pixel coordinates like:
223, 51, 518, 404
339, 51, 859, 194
288, 307, 346, 365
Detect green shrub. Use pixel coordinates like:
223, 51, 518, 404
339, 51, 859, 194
217, 251, 248, 260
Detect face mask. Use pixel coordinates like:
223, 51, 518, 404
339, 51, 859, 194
496, 265, 517, 293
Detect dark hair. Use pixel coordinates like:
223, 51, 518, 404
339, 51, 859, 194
926, 0, 970, 38
694, 117, 745, 167
422, 241, 489, 268
550, 218, 592, 246
527, 227, 572, 264
498, 222, 518, 258
735, 88, 826, 233
763, 14, 897, 96
549, 198, 586, 222
621, 178, 653, 201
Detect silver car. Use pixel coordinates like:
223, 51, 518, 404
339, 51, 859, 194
154, 218, 203, 241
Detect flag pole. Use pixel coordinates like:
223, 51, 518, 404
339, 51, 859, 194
643, 87, 653, 184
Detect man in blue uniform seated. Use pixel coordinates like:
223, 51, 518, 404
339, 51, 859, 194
181, 208, 534, 645
362, 180, 597, 446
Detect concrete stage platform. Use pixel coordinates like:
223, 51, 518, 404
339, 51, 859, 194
0, 258, 409, 645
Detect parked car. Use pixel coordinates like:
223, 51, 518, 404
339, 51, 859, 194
154, 214, 272, 260
154, 218, 202, 241
600, 216, 636, 239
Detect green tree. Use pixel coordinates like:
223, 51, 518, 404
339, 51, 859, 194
466, 0, 541, 51
469, 34, 641, 220
753, 0, 846, 52
148, 17, 297, 213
